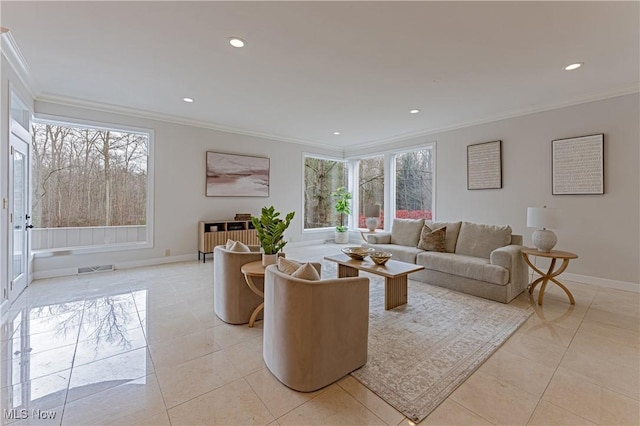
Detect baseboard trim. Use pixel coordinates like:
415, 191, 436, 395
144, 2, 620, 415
115, 254, 196, 270
563, 272, 639, 293
33, 254, 198, 280
33, 267, 79, 280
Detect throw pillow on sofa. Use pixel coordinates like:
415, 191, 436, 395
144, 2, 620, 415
424, 220, 462, 253
417, 224, 446, 252
455, 222, 512, 259
390, 218, 425, 246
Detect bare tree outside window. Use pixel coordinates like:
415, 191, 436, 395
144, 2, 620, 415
31, 121, 150, 250
395, 148, 433, 220
304, 156, 346, 229
358, 156, 384, 228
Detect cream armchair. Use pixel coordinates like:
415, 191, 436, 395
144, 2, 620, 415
263, 263, 370, 392
213, 245, 263, 324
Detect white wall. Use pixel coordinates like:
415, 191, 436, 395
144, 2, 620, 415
349, 93, 640, 287
32, 101, 342, 276
19, 93, 640, 289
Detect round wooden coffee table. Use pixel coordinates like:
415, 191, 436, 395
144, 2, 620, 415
521, 248, 578, 305
241, 260, 266, 327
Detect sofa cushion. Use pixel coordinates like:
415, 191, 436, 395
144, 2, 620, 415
417, 225, 446, 252
226, 239, 251, 252
290, 263, 321, 280
425, 221, 462, 253
416, 252, 509, 285
390, 219, 424, 247
366, 232, 391, 244
455, 222, 512, 259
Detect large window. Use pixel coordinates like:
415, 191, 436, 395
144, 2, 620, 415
394, 147, 434, 220
358, 156, 384, 229
31, 119, 152, 251
303, 155, 347, 229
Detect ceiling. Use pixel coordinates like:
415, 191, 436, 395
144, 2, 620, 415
1, 1, 638, 150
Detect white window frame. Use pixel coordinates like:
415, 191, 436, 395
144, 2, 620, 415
346, 141, 436, 231
31, 114, 155, 255
301, 152, 348, 233
390, 143, 437, 222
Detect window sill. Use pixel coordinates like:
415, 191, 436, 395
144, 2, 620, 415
33, 242, 152, 258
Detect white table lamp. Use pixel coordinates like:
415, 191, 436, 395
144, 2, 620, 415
364, 204, 381, 232
527, 206, 560, 252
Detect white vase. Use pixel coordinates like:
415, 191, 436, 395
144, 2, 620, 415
262, 254, 278, 266
335, 230, 349, 244
365, 217, 378, 232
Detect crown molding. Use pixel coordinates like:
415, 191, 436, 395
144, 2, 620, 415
0, 31, 40, 98
344, 86, 640, 154
33, 83, 639, 156
35, 93, 341, 151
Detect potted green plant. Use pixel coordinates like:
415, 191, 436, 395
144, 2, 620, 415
251, 206, 295, 266
331, 187, 351, 244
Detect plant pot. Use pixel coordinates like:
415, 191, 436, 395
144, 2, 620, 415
335, 230, 349, 244
262, 254, 278, 267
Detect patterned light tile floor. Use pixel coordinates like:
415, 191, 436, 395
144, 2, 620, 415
1, 243, 638, 425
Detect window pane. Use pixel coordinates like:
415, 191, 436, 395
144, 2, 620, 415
31, 121, 150, 250
395, 148, 433, 220
358, 156, 384, 229
304, 156, 346, 229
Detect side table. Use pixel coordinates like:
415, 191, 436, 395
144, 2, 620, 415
521, 248, 578, 305
241, 260, 266, 327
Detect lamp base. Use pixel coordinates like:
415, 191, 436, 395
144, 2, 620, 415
365, 217, 378, 232
532, 229, 557, 253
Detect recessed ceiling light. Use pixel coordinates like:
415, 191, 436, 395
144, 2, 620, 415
564, 63, 583, 71
333, 131, 340, 135
409, 109, 420, 114
229, 37, 246, 48
183, 97, 194, 103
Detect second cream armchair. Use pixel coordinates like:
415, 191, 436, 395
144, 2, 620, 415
263, 263, 370, 392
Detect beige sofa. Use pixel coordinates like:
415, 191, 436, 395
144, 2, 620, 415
263, 263, 369, 392
363, 219, 528, 303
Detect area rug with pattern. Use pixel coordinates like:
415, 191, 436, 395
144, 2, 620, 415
324, 264, 533, 423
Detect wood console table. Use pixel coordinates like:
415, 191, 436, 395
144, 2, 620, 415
198, 220, 259, 263
521, 248, 578, 305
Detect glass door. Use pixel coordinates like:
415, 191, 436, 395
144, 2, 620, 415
8, 120, 31, 301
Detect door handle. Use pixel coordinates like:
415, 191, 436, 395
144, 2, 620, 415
26, 224, 34, 229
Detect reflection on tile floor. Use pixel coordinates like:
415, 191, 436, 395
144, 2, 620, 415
1, 243, 638, 425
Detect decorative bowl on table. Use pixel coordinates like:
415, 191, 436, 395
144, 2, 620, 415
341, 247, 373, 260
368, 251, 392, 265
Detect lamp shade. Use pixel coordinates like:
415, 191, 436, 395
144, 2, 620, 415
527, 207, 560, 229
364, 204, 381, 218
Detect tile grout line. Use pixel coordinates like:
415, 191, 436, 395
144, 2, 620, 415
131, 280, 173, 426
58, 297, 87, 426
335, 378, 402, 426
522, 288, 597, 425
